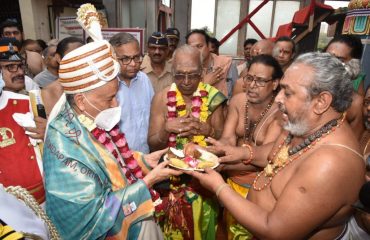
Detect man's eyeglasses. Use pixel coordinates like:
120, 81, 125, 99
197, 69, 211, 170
1, 63, 25, 73
173, 72, 201, 82
243, 74, 273, 87
117, 55, 143, 65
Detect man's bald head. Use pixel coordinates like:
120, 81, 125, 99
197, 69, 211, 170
172, 44, 202, 72
251, 39, 274, 57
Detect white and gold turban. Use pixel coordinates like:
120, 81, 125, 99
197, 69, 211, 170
58, 3, 119, 94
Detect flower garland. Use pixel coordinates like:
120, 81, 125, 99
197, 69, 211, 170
166, 82, 209, 149
78, 115, 162, 209
160, 82, 211, 238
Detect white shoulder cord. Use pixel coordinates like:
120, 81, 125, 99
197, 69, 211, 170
321, 143, 364, 161
253, 108, 279, 146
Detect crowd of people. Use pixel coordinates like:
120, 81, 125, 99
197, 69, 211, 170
0, 3, 369, 239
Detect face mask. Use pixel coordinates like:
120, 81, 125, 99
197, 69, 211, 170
83, 94, 121, 131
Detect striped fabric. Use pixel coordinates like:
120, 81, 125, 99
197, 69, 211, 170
58, 40, 120, 94
0, 220, 23, 240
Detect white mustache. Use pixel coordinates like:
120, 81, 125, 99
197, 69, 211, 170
278, 103, 286, 114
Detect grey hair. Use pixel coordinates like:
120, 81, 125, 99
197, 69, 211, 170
345, 58, 361, 80
42, 46, 55, 58
293, 52, 353, 113
172, 44, 203, 72
109, 33, 139, 47
42, 47, 49, 58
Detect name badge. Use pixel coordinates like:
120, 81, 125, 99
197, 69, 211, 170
123, 201, 137, 216
0, 128, 16, 148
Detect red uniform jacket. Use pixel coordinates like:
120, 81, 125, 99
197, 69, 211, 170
0, 91, 44, 203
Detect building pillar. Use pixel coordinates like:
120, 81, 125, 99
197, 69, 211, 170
174, 0, 191, 45
237, 0, 249, 56
19, 0, 51, 41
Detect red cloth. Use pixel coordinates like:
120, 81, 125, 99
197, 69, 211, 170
275, 1, 334, 38
0, 98, 44, 203
293, 2, 333, 25
275, 23, 293, 38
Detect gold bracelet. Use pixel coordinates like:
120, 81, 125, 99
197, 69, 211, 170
241, 144, 254, 165
215, 183, 229, 198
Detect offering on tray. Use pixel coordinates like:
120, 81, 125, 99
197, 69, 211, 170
166, 143, 219, 171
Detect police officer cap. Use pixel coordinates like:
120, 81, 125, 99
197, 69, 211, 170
165, 28, 180, 39
148, 32, 168, 46
0, 38, 22, 62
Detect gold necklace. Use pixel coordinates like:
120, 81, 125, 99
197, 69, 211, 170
253, 116, 344, 191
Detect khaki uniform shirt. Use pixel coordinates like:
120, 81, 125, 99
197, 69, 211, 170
141, 55, 173, 93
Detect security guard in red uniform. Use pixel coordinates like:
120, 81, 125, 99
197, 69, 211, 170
0, 38, 45, 204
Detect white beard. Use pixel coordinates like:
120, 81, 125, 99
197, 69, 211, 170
283, 120, 310, 136
282, 101, 311, 136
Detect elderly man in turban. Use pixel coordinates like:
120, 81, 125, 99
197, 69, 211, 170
43, 4, 180, 239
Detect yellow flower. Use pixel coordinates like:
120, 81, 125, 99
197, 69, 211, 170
178, 110, 186, 116
193, 135, 207, 147
199, 113, 208, 122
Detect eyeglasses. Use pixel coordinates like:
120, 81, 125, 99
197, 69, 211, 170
117, 55, 143, 65
1, 63, 25, 73
173, 72, 201, 81
243, 74, 273, 87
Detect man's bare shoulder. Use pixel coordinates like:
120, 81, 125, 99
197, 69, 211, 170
298, 141, 364, 181
286, 123, 364, 186
152, 86, 170, 107
157, 86, 171, 98
268, 141, 365, 237
232, 78, 244, 96
227, 93, 245, 116
229, 92, 245, 105
269, 103, 284, 122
